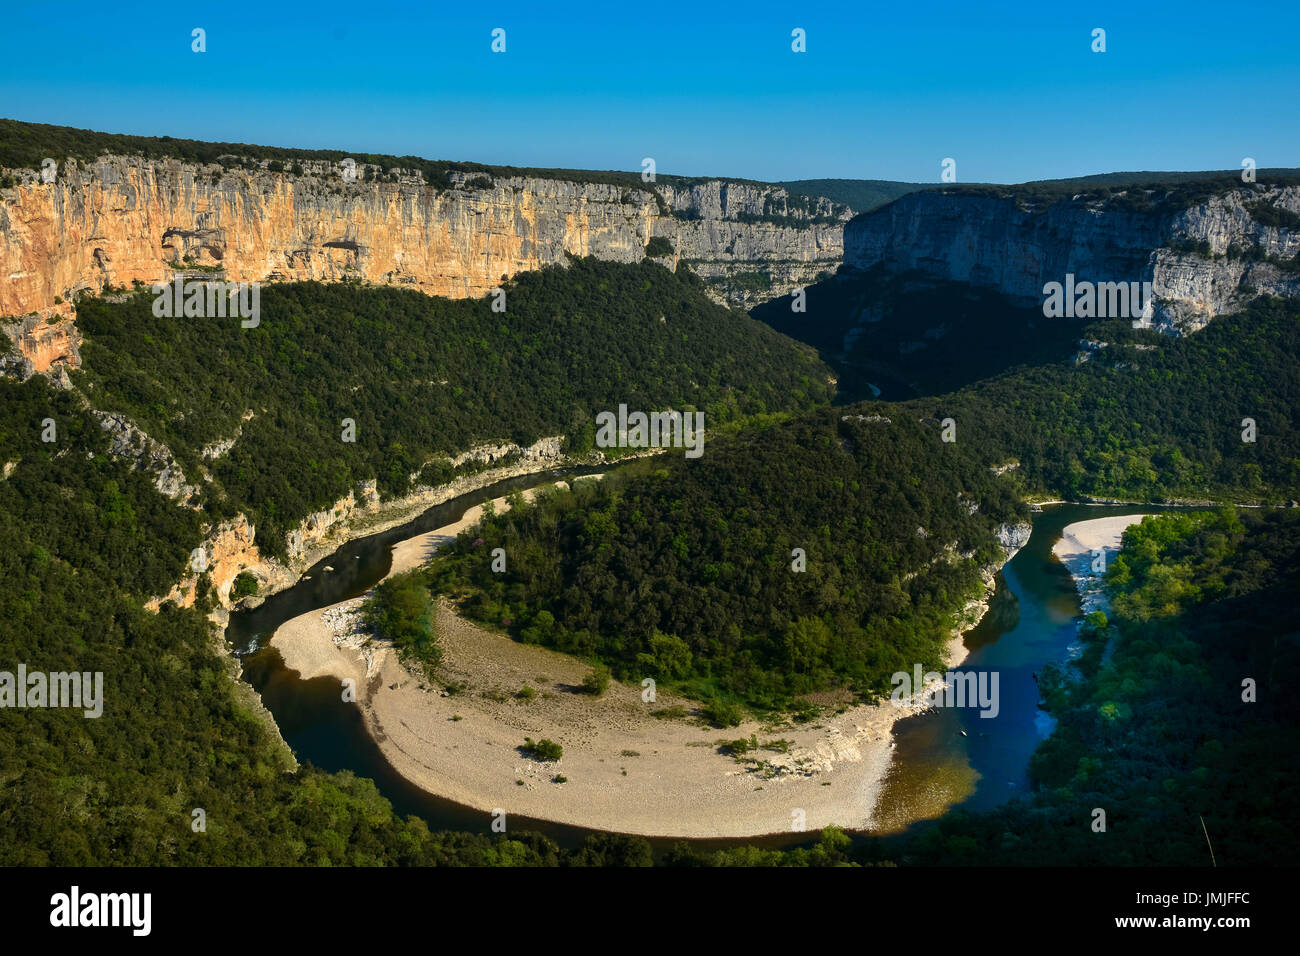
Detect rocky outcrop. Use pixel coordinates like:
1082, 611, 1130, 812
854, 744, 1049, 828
0, 156, 849, 316
95, 411, 199, 503
147, 513, 296, 612
285, 479, 383, 563
1, 313, 81, 383
994, 520, 1033, 563
282, 435, 569, 564
844, 184, 1300, 332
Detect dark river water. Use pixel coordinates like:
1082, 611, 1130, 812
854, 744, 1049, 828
869, 503, 1197, 832
228, 482, 1183, 851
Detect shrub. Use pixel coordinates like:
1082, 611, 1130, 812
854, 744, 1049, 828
521, 737, 563, 761
721, 734, 757, 755
645, 236, 674, 258
231, 571, 259, 600
702, 698, 744, 728
790, 699, 820, 723
582, 664, 612, 696
651, 705, 688, 720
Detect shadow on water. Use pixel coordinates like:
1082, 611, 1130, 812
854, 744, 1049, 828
228, 466, 607, 655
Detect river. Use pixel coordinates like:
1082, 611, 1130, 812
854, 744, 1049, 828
228, 481, 1180, 850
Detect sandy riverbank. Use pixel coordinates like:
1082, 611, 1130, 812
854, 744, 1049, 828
270, 480, 990, 839
1052, 513, 1153, 613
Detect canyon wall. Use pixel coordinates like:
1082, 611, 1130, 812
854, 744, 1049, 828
844, 185, 1300, 331
0, 156, 848, 318
147, 434, 592, 614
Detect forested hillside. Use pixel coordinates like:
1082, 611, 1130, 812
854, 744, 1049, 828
751, 267, 1082, 401
73, 257, 832, 556
428, 409, 1027, 711
764, 284, 1300, 500
0, 374, 512, 863
422, 295, 1298, 716
0, 370, 866, 866
905, 297, 1300, 503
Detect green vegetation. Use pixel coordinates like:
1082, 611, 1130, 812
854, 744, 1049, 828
361, 569, 440, 678
702, 699, 745, 728
427, 409, 1025, 711
714, 269, 772, 295
910, 297, 1300, 503
761, 275, 1300, 503
903, 508, 1300, 865
73, 257, 832, 558
164, 258, 223, 273
645, 236, 674, 258
0, 375, 564, 865
5, 127, 1298, 864
231, 571, 259, 600
581, 664, 611, 696
1247, 199, 1300, 231
651, 705, 688, 720
721, 734, 759, 755
521, 738, 563, 761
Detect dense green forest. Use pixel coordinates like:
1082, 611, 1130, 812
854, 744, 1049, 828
72, 257, 832, 557
427, 409, 1026, 711
0, 375, 528, 863
419, 295, 1298, 717
759, 280, 1300, 503
898, 507, 1300, 865
905, 297, 1300, 503
752, 266, 1084, 401
362, 570, 440, 678
0, 371, 861, 866
6, 373, 1291, 865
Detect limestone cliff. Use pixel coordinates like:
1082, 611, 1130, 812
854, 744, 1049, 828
0, 313, 80, 382
844, 184, 1300, 331
0, 155, 848, 317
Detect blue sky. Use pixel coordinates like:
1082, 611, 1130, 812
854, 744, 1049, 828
3, 0, 1297, 183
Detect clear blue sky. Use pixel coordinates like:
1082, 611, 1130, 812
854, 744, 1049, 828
3, 0, 1297, 183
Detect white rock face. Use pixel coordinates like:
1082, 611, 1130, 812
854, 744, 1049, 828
995, 521, 1033, 562
96, 411, 199, 503
844, 185, 1300, 332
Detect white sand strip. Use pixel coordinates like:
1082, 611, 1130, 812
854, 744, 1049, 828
1053, 514, 1153, 613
